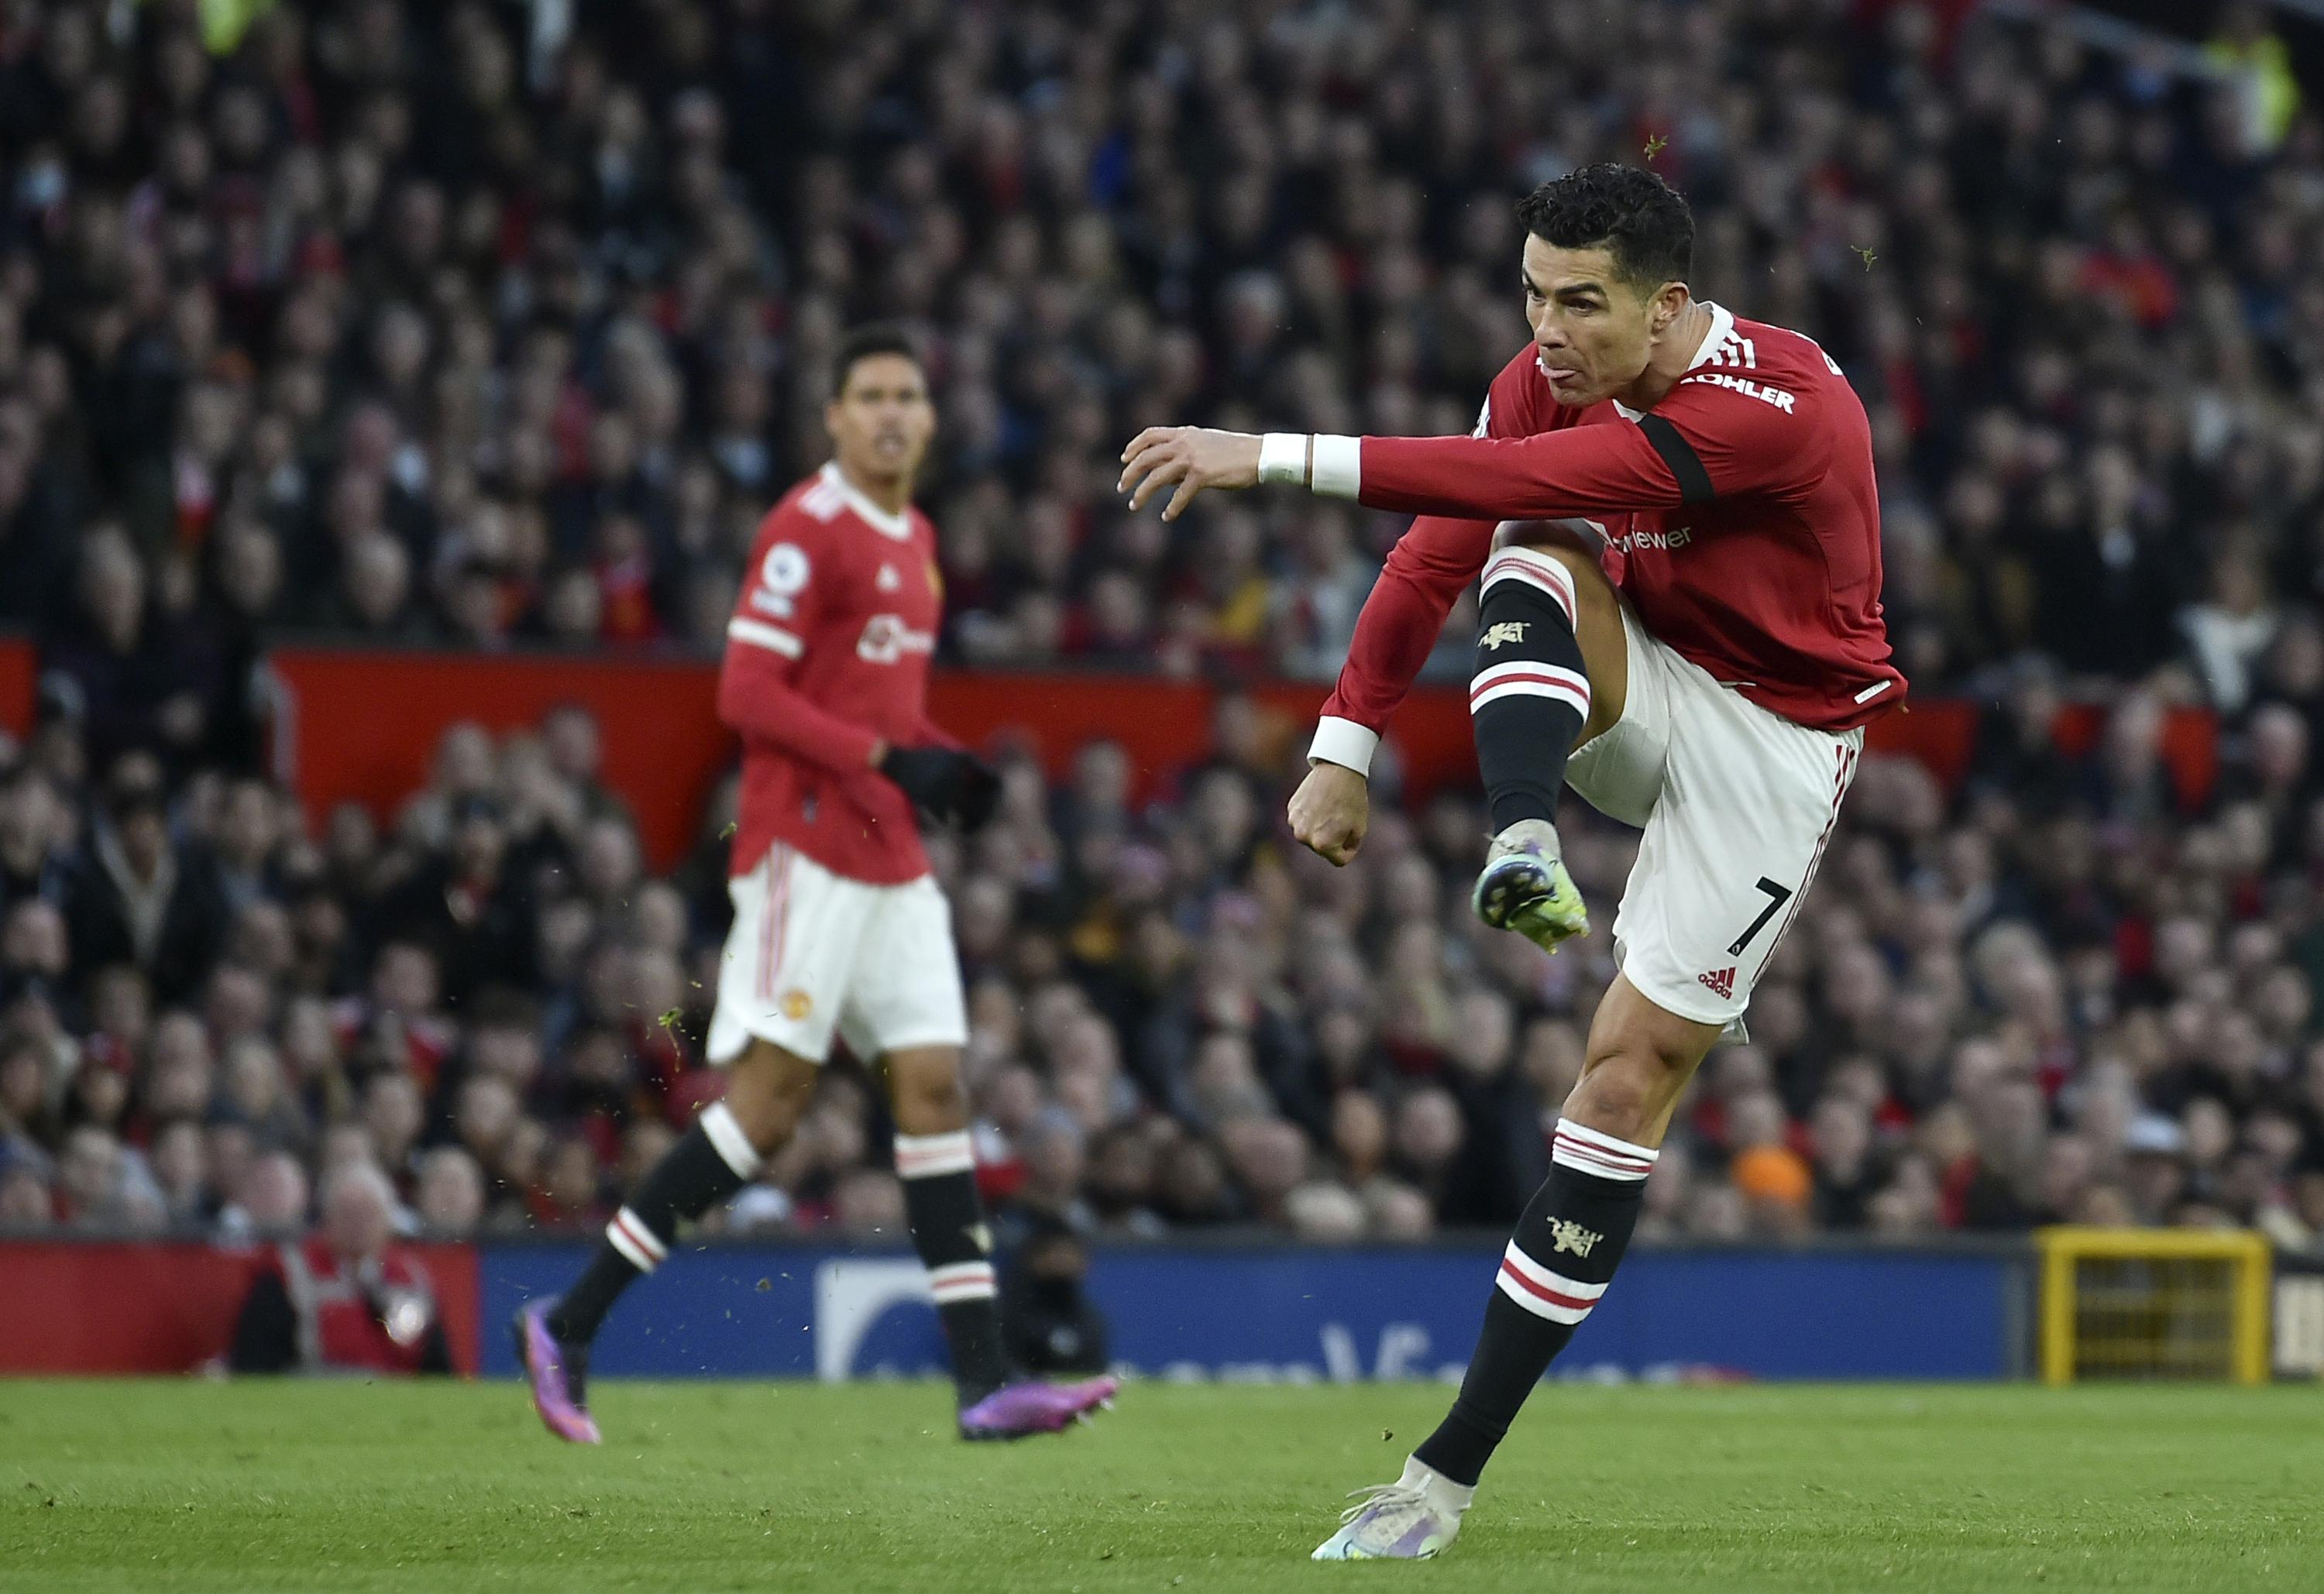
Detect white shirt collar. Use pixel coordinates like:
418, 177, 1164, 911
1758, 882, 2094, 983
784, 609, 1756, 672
1688, 301, 1736, 370
820, 461, 913, 541
1613, 301, 1734, 422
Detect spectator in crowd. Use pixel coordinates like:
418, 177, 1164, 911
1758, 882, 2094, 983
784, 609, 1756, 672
63, 758, 226, 1004
999, 1212, 1110, 1372
413, 1146, 486, 1238
226, 1160, 454, 1375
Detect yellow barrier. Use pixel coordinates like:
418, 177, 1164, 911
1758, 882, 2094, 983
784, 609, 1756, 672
2036, 1227, 2270, 1385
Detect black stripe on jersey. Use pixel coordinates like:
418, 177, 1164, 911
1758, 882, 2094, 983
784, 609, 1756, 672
1638, 414, 1715, 504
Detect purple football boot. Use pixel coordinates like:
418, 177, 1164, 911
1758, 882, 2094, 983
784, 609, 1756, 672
957, 1375, 1120, 1441
513, 1300, 601, 1445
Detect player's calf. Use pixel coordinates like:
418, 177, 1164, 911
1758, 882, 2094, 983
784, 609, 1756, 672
1470, 543, 1599, 950
1331, 989, 1714, 1542
892, 1123, 1012, 1404
1408, 1118, 1656, 1488
905, 1130, 1123, 1439
1472, 543, 1590, 826
543, 1095, 769, 1346
885, 1046, 1123, 1438
1315, 1115, 1656, 1560
520, 1046, 817, 1441
885, 1046, 1013, 1409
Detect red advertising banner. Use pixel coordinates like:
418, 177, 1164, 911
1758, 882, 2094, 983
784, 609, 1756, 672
269, 648, 736, 872
0, 634, 33, 741
0, 1239, 481, 1376
268, 647, 2219, 870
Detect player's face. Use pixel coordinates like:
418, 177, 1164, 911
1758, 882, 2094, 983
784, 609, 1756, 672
1521, 236, 1665, 407
826, 353, 935, 486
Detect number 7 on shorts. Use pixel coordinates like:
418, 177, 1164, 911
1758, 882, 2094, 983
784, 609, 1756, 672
1728, 877, 1793, 959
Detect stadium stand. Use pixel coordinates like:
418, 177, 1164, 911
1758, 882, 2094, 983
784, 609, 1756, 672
3, 0, 2324, 1257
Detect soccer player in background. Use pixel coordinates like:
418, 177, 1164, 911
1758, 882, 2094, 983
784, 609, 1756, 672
1118, 164, 1901, 1558
517, 328, 1118, 1444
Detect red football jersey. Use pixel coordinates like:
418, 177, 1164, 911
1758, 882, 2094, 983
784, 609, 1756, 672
1317, 304, 1903, 754
721, 462, 950, 885
276, 1235, 442, 1374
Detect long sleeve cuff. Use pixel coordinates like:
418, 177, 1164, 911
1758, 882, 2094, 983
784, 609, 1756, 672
1310, 435, 1361, 498
1308, 716, 1381, 776
1259, 434, 1362, 496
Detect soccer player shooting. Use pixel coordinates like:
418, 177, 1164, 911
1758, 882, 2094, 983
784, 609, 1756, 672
1119, 164, 1903, 1560
517, 328, 1116, 1445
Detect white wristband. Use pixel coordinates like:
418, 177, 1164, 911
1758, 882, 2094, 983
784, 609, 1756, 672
1308, 716, 1380, 777
1257, 432, 1310, 486
1310, 435, 1361, 498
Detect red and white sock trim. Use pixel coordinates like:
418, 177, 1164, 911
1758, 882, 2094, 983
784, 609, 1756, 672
1494, 1241, 1608, 1326
1470, 661, 1590, 718
1481, 546, 1578, 628
1551, 1119, 1659, 1183
895, 1130, 976, 1180
700, 1101, 763, 1180
605, 1205, 669, 1273
927, 1260, 997, 1304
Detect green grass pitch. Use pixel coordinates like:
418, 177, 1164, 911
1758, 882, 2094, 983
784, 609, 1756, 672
3, 1379, 2320, 1592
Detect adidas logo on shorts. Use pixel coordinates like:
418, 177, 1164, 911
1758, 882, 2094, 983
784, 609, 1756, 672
1697, 967, 1736, 1001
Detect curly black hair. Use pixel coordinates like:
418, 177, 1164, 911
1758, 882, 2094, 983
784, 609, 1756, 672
1516, 163, 1694, 290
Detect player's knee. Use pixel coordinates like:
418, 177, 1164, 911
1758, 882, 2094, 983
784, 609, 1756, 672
1563, 1048, 1685, 1143
726, 1046, 819, 1152
1491, 520, 1596, 565
1491, 518, 1597, 558
886, 1049, 968, 1133
1491, 524, 1613, 614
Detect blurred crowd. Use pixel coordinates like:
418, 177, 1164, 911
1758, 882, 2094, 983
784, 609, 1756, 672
12, 668, 2324, 1255
3, 0, 2321, 705
6, 0, 2324, 1251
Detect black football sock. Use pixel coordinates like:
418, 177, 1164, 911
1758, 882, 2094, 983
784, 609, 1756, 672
1413, 1120, 1658, 1486
547, 1101, 764, 1345
1471, 545, 1592, 830
896, 1129, 1011, 1404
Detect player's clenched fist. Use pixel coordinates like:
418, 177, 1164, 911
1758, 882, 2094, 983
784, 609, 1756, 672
1287, 761, 1370, 866
1117, 426, 1262, 520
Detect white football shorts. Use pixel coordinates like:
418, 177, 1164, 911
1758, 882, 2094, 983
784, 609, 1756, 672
1563, 603, 1863, 1031
705, 842, 968, 1065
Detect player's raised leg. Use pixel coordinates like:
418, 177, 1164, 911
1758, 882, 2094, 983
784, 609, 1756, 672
516, 1039, 816, 1444
885, 1044, 1119, 1438
1315, 977, 1717, 1560
1467, 526, 1627, 953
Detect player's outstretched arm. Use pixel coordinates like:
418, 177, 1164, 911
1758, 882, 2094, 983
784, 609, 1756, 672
1119, 420, 1704, 524
1343, 423, 1693, 520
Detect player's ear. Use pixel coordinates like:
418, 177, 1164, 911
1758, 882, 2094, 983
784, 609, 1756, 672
1651, 282, 1691, 338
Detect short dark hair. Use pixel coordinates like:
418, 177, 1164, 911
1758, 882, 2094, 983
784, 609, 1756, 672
1516, 164, 1694, 290
830, 324, 924, 397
